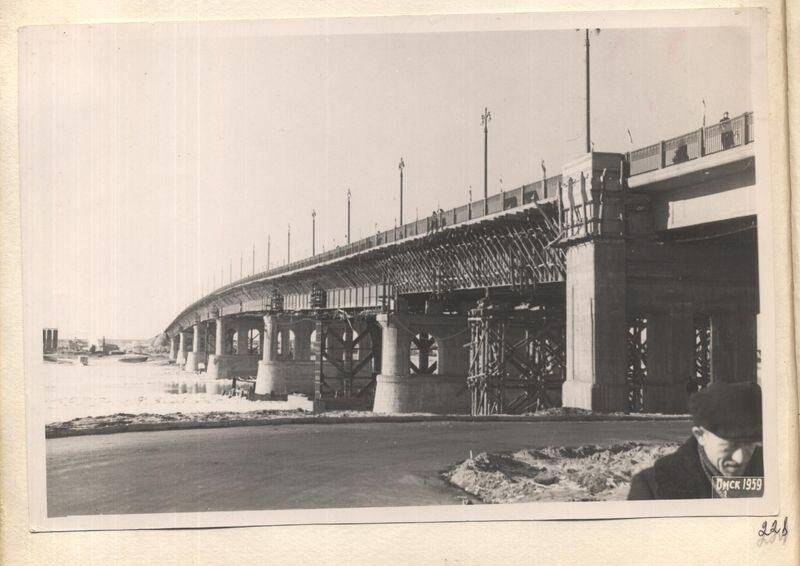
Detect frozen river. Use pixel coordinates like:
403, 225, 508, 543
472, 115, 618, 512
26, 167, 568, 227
43, 356, 289, 423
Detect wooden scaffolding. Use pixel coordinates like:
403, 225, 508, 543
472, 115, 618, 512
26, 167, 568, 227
467, 300, 565, 415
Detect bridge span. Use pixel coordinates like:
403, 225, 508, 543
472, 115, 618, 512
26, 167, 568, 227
164, 112, 758, 415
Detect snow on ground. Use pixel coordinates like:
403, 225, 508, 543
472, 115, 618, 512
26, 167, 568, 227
43, 355, 290, 423
444, 442, 680, 502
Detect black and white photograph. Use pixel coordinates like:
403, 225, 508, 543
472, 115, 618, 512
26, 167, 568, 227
18, 9, 781, 531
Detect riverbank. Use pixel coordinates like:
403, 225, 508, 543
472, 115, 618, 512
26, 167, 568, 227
45, 409, 691, 438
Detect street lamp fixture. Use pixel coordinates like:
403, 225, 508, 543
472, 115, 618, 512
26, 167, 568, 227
398, 158, 405, 226
312, 209, 317, 256
346, 189, 351, 245
481, 107, 492, 215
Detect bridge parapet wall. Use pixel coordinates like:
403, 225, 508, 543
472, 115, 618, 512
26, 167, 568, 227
560, 152, 625, 243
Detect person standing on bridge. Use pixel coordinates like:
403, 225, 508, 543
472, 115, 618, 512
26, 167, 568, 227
429, 209, 438, 232
719, 111, 735, 149
627, 382, 763, 500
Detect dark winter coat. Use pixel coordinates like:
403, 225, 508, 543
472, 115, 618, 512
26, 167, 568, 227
627, 436, 764, 500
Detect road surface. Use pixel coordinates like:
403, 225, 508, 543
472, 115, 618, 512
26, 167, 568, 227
47, 419, 690, 517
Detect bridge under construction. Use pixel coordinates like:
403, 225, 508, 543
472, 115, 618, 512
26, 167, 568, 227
165, 112, 759, 416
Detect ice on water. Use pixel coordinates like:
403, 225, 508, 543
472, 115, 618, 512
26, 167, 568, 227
42, 357, 286, 423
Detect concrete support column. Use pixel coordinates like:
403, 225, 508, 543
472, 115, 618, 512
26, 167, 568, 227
263, 315, 278, 362
176, 331, 187, 366
184, 324, 200, 372
562, 240, 629, 412
206, 317, 225, 379
255, 315, 278, 395
711, 311, 757, 383
238, 324, 250, 356
168, 335, 177, 361
644, 309, 694, 413
215, 317, 224, 355
279, 327, 292, 359
378, 314, 410, 376
292, 322, 313, 361
373, 314, 411, 413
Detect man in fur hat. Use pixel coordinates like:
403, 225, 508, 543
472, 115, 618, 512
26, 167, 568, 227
628, 382, 763, 500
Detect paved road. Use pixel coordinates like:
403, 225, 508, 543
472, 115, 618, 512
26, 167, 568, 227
47, 420, 690, 517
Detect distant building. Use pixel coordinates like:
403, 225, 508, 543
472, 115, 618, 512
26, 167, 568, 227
42, 328, 58, 354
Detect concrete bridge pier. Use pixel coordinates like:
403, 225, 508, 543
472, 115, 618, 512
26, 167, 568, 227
373, 312, 470, 414
255, 316, 315, 396
255, 314, 278, 395
206, 316, 262, 379
232, 319, 260, 376
184, 323, 201, 372
561, 239, 630, 412
175, 330, 187, 367
559, 152, 630, 412
206, 316, 225, 379
168, 334, 177, 362
293, 322, 313, 361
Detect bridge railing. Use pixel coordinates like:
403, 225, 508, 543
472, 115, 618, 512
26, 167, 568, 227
628, 111, 754, 176
204, 174, 563, 300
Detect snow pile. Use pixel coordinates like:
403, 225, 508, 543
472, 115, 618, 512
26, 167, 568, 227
44, 409, 389, 437
45, 409, 305, 436
444, 442, 680, 503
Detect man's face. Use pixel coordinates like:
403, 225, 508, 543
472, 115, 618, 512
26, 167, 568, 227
692, 426, 759, 477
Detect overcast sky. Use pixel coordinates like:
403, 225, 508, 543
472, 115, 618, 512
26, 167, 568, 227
20, 18, 752, 340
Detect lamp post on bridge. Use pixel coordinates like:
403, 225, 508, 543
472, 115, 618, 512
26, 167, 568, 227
346, 189, 351, 245
267, 235, 271, 270
541, 160, 547, 194
287, 224, 291, 264
312, 209, 316, 256
579, 28, 600, 154
398, 157, 405, 228
481, 107, 491, 216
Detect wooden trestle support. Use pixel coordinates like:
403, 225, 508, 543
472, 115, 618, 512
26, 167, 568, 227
467, 300, 566, 415
313, 314, 382, 402
625, 316, 648, 412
